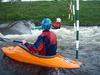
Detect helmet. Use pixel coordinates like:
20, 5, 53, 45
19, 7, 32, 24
56, 18, 61, 22
41, 17, 52, 30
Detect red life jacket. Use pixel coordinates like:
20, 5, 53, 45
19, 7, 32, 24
25, 30, 57, 56
52, 22, 61, 29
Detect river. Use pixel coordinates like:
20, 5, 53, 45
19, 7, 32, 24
0, 21, 100, 75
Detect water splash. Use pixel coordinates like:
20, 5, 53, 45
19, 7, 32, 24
0, 25, 100, 75
1, 26, 100, 49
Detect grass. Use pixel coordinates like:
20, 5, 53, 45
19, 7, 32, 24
80, 1, 100, 25
0, 1, 100, 25
0, 1, 69, 24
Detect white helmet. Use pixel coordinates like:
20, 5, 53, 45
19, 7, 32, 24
56, 18, 61, 22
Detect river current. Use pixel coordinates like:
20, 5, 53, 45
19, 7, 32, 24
0, 21, 100, 75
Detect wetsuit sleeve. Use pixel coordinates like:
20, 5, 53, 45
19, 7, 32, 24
32, 36, 43, 49
24, 36, 43, 49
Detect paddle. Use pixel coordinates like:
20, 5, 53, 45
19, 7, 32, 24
0, 34, 29, 51
0, 35, 12, 43
0, 33, 22, 43
0, 36, 22, 44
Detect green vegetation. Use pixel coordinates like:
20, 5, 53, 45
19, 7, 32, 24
80, 1, 100, 25
0, 1, 69, 24
0, 1, 100, 25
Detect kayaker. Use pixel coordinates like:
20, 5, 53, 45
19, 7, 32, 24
22, 17, 57, 56
52, 17, 61, 29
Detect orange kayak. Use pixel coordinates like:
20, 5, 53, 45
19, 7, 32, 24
2, 46, 81, 69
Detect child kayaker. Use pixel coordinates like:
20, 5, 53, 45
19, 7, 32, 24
22, 17, 57, 56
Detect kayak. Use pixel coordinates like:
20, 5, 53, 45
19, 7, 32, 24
2, 46, 81, 69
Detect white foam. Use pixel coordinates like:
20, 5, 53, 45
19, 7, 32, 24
1, 26, 100, 48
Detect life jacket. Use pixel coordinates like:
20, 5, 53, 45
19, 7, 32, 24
52, 22, 61, 29
25, 30, 57, 56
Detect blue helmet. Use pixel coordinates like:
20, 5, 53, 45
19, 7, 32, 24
41, 17, 52, 30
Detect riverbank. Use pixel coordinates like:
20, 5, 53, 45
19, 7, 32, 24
0, 1, 100, 25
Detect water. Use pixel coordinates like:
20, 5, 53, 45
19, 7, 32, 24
0, 21, 100, 75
